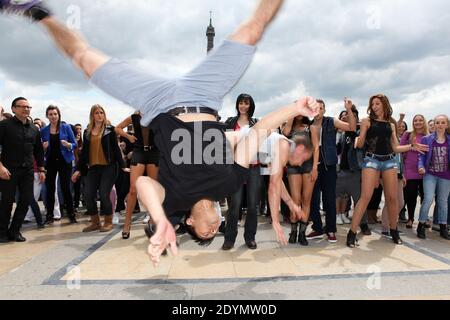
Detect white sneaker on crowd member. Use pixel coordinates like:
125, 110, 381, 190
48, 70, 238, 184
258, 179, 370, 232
112, 212, 120, 225
336, 214, 344, 225
342, 215, 351, 224
347, 210, 353, 219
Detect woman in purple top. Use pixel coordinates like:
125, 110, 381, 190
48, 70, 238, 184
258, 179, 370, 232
417, 115, 450, 240
400, 115, 429, 229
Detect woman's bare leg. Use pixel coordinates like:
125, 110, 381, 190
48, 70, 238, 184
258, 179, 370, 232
122, 164, 146, 234
301, 173, 314, 222
381, 170, 400, 230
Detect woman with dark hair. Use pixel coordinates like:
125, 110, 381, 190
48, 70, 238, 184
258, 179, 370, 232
115, 112, 159, 239
222, 94, 260, 250
41, 105, 77, 224
428, 120, 436, 134
397, 117, 408, 140
282, 114, 319, 245
347, 94, 428, 247
72, 105, 125, 233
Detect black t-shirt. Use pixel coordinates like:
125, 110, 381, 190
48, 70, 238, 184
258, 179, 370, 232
150, 113, 249, 215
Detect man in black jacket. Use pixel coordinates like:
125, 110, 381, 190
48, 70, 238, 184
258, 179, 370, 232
0, 97, 45, 243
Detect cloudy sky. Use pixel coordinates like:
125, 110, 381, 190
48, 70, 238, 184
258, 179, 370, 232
1, 0, 449, 127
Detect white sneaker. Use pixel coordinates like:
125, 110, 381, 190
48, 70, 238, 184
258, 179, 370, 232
342, 215, 351, 224
143, 215, 150, 224
336, 214, 344, 225
112, 213, 120, 225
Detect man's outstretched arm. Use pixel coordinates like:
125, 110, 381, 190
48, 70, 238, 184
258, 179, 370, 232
229, 0, 284, 46
234, 97, 318, 169
136, 177, 178, 267
40, 16, 109, 78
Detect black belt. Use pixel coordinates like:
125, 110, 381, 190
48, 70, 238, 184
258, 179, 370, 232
366, 153, 395, 161
168, 106, 218, 118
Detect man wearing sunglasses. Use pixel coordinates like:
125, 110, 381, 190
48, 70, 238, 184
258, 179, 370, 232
0, 97, 45, 243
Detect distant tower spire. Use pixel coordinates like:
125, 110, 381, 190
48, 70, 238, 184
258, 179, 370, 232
206, 11, 215, 53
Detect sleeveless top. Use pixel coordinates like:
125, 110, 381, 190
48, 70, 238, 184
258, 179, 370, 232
131, 114, 158, 151
288, 124, 310, 139
365, 119, 393, 155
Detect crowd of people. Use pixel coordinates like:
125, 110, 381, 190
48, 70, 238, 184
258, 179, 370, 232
0, 0, 449, 266
0, 96, 448, 248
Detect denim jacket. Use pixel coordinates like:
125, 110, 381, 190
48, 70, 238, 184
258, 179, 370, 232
418, 133, 450, 172
40, 123, 76, 165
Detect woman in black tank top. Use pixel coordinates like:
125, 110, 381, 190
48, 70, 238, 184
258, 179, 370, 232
115, 112, 160, 239
346, 94, 428, 248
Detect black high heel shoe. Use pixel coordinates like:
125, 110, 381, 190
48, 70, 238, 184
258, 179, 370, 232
390, 229, 403, 245
346, 230, 359, 248
122, 226, 131, 239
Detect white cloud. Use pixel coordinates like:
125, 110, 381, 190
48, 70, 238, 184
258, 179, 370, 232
0, 0, 449, 126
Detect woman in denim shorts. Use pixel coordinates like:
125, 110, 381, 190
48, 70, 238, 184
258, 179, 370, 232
346, 94, 429, 247
282, 115, 320, 245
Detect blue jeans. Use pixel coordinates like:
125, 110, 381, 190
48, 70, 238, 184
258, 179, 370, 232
434, 195, 450, 225
419, 174, 450, 224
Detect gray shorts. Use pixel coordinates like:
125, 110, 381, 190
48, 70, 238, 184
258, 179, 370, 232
90, 40, 256, 126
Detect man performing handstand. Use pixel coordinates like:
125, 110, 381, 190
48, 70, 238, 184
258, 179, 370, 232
1, 0, 318, 265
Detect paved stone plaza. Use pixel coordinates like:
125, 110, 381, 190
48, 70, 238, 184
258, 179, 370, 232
1, 210, 450, 300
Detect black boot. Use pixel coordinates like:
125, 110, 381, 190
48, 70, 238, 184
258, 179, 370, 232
346, 230, 358, 248
440, 224, 450, 240
69, 215, 78, 224
289, 223, 298, 244
390, 229, 403, 245
298, 221, 309, 246
417, 222, 427, 239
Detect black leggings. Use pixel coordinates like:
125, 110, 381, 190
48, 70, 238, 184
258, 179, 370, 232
404, 179, 424, 222
46, 160, 74, 220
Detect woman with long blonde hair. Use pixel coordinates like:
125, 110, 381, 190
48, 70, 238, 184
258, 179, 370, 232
417, 115, 450, 240
400, 114, 429, 229
72, 105, 125, 233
